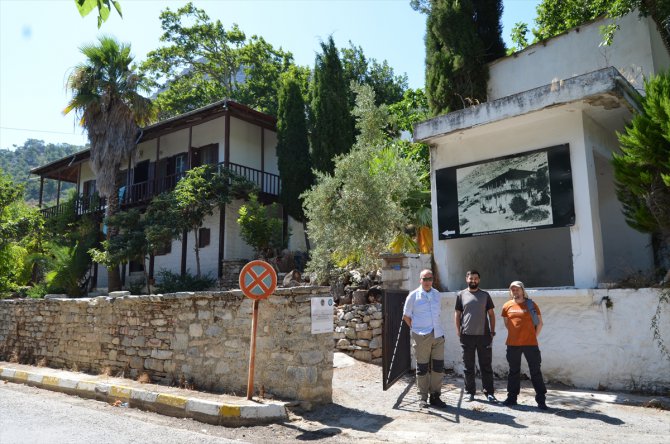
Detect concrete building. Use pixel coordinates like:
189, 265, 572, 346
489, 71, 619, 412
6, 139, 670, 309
415, 12, 670, 290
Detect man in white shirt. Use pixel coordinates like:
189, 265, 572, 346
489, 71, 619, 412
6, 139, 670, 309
402, 269, 446, 409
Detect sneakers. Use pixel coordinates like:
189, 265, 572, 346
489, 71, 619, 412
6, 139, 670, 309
502, 397, 518, 406
537, 402, 549, 410
430, 394, 448, 408
419, 398, 430, 409
486, 393, 499, 403
466, 393, 475, 402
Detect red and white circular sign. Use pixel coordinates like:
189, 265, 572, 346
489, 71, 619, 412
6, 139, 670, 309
239, 260, 277, 300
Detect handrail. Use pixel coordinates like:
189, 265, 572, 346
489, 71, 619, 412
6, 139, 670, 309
40, 162, 282, 219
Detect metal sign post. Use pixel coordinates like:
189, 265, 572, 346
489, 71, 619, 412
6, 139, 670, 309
238, 260, 277, 400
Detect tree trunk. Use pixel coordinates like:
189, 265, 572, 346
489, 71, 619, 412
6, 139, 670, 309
105, 190, 122, 292
302, 219, 311, 251
194, 229, 201, 277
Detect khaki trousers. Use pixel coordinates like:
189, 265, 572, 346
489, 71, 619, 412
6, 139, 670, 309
411, 331, 445, 399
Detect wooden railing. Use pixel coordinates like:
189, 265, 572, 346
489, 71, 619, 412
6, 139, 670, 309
40, 163, 281, 219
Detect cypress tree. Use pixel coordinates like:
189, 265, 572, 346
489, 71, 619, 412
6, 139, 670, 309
420, 0, 505, 115
474, 0, 506, 63
310, 36, 354, 174
276, 72, 313, 222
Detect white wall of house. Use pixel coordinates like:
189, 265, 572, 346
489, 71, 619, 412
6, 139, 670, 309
287, 215, 307, 252
488, 14, 669, 100
435, 288, 670, 393
263, 129, 279, 176
77, 162, 96, 193
191, 116, 225, 153
182, 211, 220, 279
159, 128, 190, 158
136, 139, 157, 163
229, 117, 262, 169
224, 199, 255, 260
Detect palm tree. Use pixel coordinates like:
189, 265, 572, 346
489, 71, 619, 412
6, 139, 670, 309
64, 36, 154, 291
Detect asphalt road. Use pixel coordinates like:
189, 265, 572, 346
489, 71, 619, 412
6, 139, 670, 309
2, 354, 669, 443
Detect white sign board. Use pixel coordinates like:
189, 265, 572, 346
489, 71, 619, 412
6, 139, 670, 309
311, 296, 334, 334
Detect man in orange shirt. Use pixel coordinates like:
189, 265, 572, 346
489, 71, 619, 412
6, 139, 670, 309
501, 280, 548, 410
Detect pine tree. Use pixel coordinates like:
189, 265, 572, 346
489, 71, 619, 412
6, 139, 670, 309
418, 0, 505, 115
310, 36, 354, 174
277, 71, 313, 221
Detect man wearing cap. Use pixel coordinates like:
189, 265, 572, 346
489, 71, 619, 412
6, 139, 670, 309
455, 269, 498, 403
403, 269, 447, 409
501, 280, 548, 410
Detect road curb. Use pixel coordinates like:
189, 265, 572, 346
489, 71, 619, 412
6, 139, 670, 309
0, 364, 287, 426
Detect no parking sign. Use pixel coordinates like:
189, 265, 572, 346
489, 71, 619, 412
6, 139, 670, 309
239, 260, 277, 300
238, 260, 277, 399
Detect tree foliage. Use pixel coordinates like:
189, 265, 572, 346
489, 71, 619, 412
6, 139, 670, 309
0, 169, 43, 293
414, 0, 506, 115
0, 139, 83, 204
75, 0, 122, 28
237, 194, 285, 258
64, 35, 154, 291
140, 2, 295, 119
613, 71, 670, 271
276, 70, 313, 221
310, 36, 355, 174
302, 84, 423, 282
519, 0, 670, 49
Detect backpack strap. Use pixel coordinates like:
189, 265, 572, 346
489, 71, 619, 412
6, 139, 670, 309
526, 298, 540, 327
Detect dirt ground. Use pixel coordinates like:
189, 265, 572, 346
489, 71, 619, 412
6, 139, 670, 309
267, 353, 670, 443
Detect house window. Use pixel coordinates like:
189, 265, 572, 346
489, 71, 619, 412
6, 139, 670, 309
175, 154, 187, 176
198, 227, 211, 248
192, 144, 219, 167
155, 240, 172, 256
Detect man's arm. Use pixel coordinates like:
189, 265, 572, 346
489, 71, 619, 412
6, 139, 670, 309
454, 310, 462, 337
488, 308, 496, 336
402, 315, 412, 328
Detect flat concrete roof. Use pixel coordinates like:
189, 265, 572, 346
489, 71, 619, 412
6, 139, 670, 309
414, 67, 641, 143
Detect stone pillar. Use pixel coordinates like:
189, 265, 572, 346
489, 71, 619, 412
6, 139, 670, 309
380, 253, 432, 291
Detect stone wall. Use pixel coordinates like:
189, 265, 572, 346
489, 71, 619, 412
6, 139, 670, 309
333, 303, 383, 364
219, 260, 248, 290
0, 287, 333, 405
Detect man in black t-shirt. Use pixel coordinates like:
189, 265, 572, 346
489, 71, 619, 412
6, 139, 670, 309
454, 270, 498, 403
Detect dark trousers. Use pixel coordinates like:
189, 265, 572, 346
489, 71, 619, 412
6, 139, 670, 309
506, 345, 547, 402
460, 334, 494, 395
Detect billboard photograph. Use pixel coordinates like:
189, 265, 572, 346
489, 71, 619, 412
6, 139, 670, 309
435, 144, 574, 240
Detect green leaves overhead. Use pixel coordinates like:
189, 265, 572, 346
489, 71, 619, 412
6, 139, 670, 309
140, 2, 294, 119
75, 0, 122, 28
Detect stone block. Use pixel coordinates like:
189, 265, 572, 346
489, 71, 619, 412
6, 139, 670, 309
356, 330, 373, 340
336, 339, 350, 349
369, 319, 382, 328
151, 349, 173, 360
189, 323, 203, 337
353, 350, 372, 362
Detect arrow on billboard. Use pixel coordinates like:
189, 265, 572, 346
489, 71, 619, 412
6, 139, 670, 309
442, 230, 456, 236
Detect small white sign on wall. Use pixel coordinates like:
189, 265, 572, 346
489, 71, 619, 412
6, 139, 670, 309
311, 296, 334, 334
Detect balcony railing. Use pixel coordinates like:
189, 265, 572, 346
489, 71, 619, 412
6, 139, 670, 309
40, 162, 281, 219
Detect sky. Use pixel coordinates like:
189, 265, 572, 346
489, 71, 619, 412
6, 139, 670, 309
0, 0, 541, 151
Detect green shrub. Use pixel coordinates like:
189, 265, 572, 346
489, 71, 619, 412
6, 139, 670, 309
154, 269, 215, 293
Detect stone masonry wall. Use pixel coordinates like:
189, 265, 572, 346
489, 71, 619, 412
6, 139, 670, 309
333, 303, 383, 364
0, 287, 333, 404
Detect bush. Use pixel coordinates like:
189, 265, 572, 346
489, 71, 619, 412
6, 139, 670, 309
154, 269, 215, 293
509, 195, 529, 215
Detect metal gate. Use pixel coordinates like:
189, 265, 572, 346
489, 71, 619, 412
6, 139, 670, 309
382, 289, 411, 390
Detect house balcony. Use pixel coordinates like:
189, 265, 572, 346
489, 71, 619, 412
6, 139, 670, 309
39, 162, 281, 219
